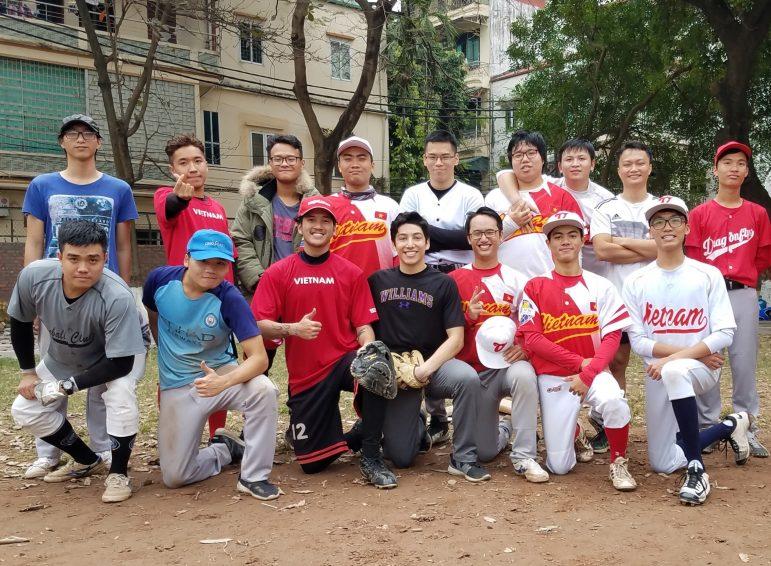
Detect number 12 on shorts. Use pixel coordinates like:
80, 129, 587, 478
291, 423, 309, 440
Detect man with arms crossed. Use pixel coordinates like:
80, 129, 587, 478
517, 212, 637, 491
369, 211, 490, 481
143, 229, 281, 500
449, 207, 547, 482
252, 198, 396, 489
22, 114, 138, 478
10, 220, 145, 502
623, 196, 752, 504
685, 142, 771, 458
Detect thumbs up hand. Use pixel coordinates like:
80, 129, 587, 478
293, 308, 322, 340
194, 360, 227, 397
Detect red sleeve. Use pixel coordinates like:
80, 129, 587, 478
518, 331, 585, 373
578, 330, 621, 386
755, 208, 771, 273
350, 269, 379, 328
153, 187, 174, 228
251, 264, 283, 322
684, 206, 702, 260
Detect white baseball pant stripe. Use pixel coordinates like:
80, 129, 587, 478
697, 287, 759, 427
158, 369, 278, 488
11, 353, 145, 439
476, 361, 538, 463
646, 358, 720, 473
538, 371, 630, 475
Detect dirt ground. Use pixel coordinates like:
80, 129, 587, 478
1, 350, 770, 564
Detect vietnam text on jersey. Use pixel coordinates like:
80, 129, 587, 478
450, 263, 528, 371
516, 270, 630, 378
142, 265, 259, 390
252, 252, 378, 396
485, 181, 583, 278
684, 199, 771, 287
368, 266, 465, 359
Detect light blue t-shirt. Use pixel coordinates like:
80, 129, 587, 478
142, 266, 261, 390
22, 172, 139, 274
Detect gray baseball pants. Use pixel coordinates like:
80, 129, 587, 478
158, 369, 278, 488
382, 359, 480, 467
476, 360, 539, 463
697, 287, 760, 428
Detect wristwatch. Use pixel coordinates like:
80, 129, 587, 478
60, 377, 77, 395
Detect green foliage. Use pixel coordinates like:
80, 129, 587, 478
385, 1, 473, 197
505, 0, 771, 204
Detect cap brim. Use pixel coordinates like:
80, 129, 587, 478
543, 219, 585, 237
60, 120, 98, 134
296, 207, 337, 222
337, 141, 372, 157
645, 204, 688, 222
189, 250, 234, 262
476, 346, 510, 369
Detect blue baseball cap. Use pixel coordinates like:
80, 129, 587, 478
187, 229, 234, 262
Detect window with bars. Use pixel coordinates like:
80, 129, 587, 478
203, 110, 221, 165
136, 228, 162, 246
456, 33, 480, 68
239, 21, 263, 64
330, 38, 351, 81
0, 57, 86, 154
36, 1, 64, 23
250, 132, 269, 167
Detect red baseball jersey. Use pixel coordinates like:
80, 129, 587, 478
450, 263, 527, 372
327, 193, 400, 278
251, 253, 378, 396
684, 199, 771, 287
517, 270, 630, 377
154, 187, 234, 282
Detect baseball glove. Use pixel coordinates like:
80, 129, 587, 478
350, 340, 398, 400
392, 350, 427, 390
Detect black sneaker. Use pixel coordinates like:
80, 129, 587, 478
237, 478, 282, 501
344, 419, 363, 453
588, 415, 609, 454
679, 460, 710, 506
448, 456, 491, 483
212, 428, 245, 465
427, 419, 451, 445
360, 456, 398, 489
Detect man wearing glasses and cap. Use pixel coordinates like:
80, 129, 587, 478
20, 113, 138, 480
685, 141, 771, 458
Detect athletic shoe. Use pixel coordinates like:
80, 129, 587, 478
24, 457, 61, 479
747, 431, 769, 458
679, 460, 710, 505
43, 456, 105, 483
726, 412, 752, 465
448, 456, 491, 483
102, 473, 132, 503
511, 458, 549, 483
588, 415, 609, 453
34, 381, 66, 407
574, 423, 594, 463
97, 450, 112, 469
360, 456, 398, 489
428, 419, 451, 445
237, 478, 282, 500
212, 428, 245, 465
609, 456, 637, 491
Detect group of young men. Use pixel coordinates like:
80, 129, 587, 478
8, 113, 769, 507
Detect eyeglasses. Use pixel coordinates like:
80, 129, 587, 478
650, 215, 685, 230
269, 156, 300, 165
511, 149, 540, 161
63, 131, 98, 141
425, 154, 456, 162
469, 229, 500, 240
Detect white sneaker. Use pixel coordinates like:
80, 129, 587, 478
24, 457, 61, 479
102, 473, 132, 503
727, 412, 752, 465
43, 456, 106, 483
511, 458, 550, 483
609, 456, 637, 491
34, 381, 66, 406
574, 422, 594, 463
97, 450, 113, 469
679, 460, 710, 505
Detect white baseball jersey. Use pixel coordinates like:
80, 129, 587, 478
622, 257, 736, 367
400, 180, 484, 266
590, 193, 656, 290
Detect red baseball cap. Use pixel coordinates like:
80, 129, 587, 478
296, 197, 338, 222
714, 141, 751, 166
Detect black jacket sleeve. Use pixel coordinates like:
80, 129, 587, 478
427, 225, 472, 253
165, 193, 190, 219
72, 355, 135, 390
10, 317, 36, 371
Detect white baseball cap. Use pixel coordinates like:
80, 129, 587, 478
644, 195, 689, 223
337, 135, 374, 158
475, 316, 516, 369
542, 211, 586, 237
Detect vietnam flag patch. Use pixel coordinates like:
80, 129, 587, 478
590, 301, 597, 311
375, 211, 387, 220
503, 293, 514, 303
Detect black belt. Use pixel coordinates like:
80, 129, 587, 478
724, 278, 748, 291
